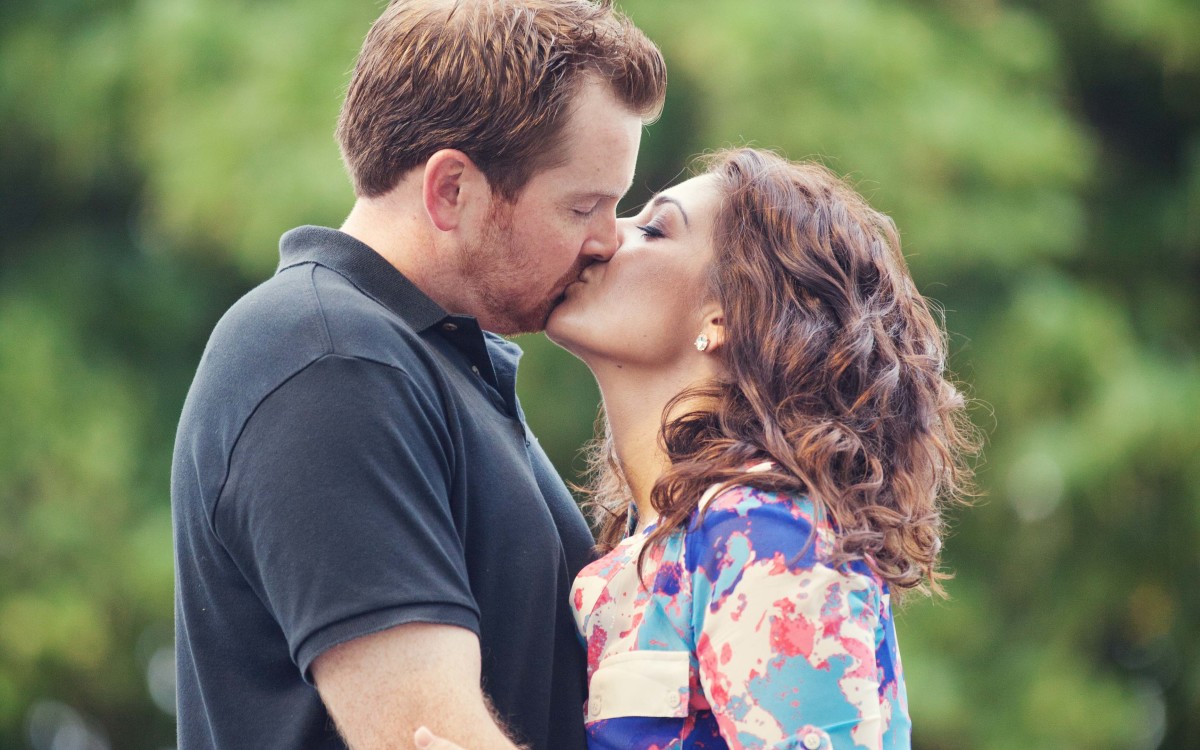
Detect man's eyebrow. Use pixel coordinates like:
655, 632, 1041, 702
651, 195, 689, 227
570, 190, 624, 202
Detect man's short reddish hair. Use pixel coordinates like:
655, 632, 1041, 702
336, 0, 667, 200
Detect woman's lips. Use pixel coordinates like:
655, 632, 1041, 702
561, 265, 600, 299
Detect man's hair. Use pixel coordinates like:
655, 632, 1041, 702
336, 0, 667, 200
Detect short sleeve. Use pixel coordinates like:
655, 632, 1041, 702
687, 490, 886, 749
214, 354, 479, 681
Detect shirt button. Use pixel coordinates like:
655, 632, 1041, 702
470, 365, 480, 375
666, 690, 682, 709
588, 697, 602, 718
803, 732, 824, 749
441, 322, 459, 332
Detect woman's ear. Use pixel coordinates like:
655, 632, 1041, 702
422, 149, 488, 232
696, 306, 726, 354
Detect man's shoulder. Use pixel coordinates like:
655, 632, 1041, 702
214, 264, 329, 357
182, 262, 432, 440
173, 262, 445, 513
208, 261, 433, 380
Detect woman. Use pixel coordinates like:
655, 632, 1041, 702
421, 148, 976, 750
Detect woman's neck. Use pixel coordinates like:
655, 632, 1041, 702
592, 361, 705, 533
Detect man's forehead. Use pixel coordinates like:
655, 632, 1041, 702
566, 183, 634, 202
532, 156, 636, 200
544, 82, 643, 196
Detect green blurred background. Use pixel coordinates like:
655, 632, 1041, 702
2, 0, 1198, 748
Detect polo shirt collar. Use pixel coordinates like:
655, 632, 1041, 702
277, 226, 525, 416
277, 225, 447, 332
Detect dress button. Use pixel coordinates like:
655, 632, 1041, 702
802, 732, 824, 749
442, 322, 459, 332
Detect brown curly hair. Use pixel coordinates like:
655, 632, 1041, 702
584, 148, 979, 597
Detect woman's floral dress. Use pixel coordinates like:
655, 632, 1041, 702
571, 480, 911, 750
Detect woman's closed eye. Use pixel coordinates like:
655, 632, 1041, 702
637, 219, 666, 239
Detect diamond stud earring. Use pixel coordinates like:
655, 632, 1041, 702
694, 334, 709, 352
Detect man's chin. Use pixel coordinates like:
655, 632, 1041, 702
487, 299, 556, 336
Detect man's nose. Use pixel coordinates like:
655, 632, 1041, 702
581, 215, 620, 262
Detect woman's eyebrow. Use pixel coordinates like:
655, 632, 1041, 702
650, 195, 689, 227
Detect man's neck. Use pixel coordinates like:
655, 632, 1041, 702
340, 196, 468, 316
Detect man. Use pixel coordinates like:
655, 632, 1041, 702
170, 1, 666, 748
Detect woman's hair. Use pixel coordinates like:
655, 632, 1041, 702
584, 147, 979, 596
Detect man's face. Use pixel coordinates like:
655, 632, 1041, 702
458, 77, 644, 334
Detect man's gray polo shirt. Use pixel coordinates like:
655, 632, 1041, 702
171, 226, 594, 750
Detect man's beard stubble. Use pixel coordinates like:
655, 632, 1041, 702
462, 201, 589, 335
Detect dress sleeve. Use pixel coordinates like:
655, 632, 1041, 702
214, 354, 480, 682
687, 490, 886, 750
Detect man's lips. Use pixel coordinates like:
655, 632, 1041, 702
557, 265, 599, 302
553, 278, 583, 305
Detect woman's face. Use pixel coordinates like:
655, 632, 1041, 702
546, 173, 722, 369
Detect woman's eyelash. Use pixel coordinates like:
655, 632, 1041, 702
637, 222, 665, 239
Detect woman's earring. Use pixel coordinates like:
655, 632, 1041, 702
694, 334, 709, 352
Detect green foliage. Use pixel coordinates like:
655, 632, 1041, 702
1, 0, 1197, 748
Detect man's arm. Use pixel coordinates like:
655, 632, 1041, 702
313, 622, 524, 750
217, 357, 508, 746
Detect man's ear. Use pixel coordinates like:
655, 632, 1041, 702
422, 149, 489, 232
698, 305, 727, 353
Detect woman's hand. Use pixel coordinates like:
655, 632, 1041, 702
413, 726, 470, 750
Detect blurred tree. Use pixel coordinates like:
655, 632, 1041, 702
0, 2, 377, 746
0, 0, 1196, 748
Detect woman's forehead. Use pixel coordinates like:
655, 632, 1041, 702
656, 173, 720, 219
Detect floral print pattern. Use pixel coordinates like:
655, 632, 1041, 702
571, 484, 911, 749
